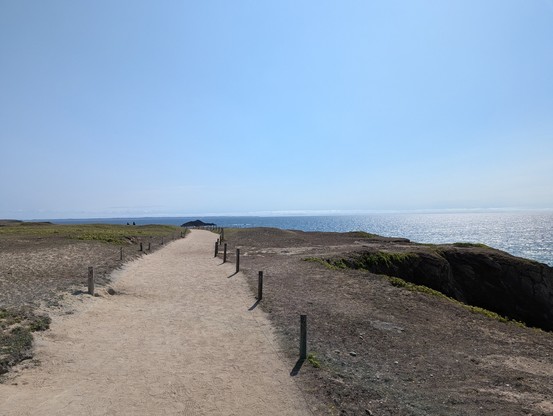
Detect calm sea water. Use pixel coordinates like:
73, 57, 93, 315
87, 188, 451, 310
51, 212, 553, 266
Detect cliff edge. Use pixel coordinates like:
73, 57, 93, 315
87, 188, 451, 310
333, 243, 553, 330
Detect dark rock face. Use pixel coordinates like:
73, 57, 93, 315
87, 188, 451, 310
180, 220, 216, 227
344, 246, 553, 331
439, 248, 553, 330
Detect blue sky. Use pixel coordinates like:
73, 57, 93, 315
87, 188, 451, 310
1, 1, 552, 219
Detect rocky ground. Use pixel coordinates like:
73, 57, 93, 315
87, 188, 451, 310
1, 224, 553, 415
223, 228, 553, 416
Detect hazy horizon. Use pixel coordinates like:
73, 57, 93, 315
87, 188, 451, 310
1, 1, 552, 219
4, 207, 553, 222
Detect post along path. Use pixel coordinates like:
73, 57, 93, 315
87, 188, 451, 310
0, 230, 312, 415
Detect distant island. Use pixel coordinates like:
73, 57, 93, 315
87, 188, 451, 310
180, 219, 216, 227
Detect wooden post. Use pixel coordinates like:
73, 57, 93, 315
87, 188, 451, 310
258, 271, 263, 300
223, 243, 227, 263
148, 242, 151, 250
140, 242, 143, 252
88, 266, 95, 296
300, 315, 307, 360
119, 247, 123, 261
236, 248, 240, 273
221, 228, 224, 241
161, 237, 164, 245
214, 241, 219, 257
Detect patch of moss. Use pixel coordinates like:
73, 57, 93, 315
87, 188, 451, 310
0, 309, 51, 376
304, 252, 417, 272
0, 309, 22, 329
357, 252, 417, 269
307, 352, 321, 368
303, 257, 348, 271
28, 315, 51, 332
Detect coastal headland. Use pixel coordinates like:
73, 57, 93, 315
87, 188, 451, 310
1, 223, 552, 415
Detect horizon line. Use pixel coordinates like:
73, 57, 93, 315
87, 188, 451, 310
8, 206, 553, 222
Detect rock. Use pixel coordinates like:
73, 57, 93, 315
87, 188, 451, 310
349, 351, 357, 357
340, 245, 553, 331
107, 288, 116, 295
181, 220, 216, 227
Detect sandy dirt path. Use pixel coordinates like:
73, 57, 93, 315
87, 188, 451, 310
0, 230, 312, 415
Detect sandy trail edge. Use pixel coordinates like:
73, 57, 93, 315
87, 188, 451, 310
0, 230, 312, 416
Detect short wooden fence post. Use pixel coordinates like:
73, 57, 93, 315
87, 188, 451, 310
140, 242, 143, 252
300, 315, 307, 360
236, 248, 240, 273
161, 237, 164, 245
88, 266, 95, 296
119, 247, 123, 261
148, 242, 151, 250
258, 271, 263, 300
223, 243, 228, 263
214, 241, 219, 257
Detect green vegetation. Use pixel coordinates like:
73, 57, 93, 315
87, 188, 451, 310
28, 315, 51, 332
307, 352, 321, 368
0, 223, 183, 244
304, 251, 417, 272
355, 252, 417, 268
0, 309, 51, 376
303, 257, 348, 270
388, 276, 448, 298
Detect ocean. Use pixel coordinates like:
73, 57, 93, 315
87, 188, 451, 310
49, 211, 553, 266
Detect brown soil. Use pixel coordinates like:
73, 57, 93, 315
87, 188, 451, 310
224, 228, 553, 416
0, 234, 172, 311
0, 231, 311, 415
0, 229, 181, 376
1, 226, 552, 415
